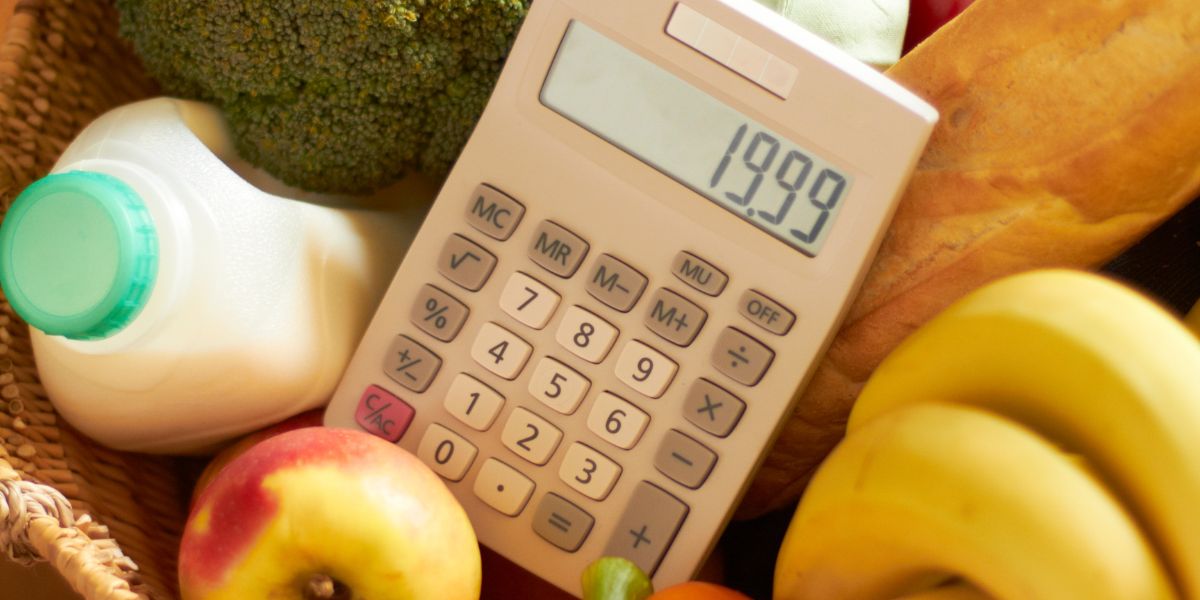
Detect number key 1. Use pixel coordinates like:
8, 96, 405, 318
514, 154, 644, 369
444, 373, 505, 431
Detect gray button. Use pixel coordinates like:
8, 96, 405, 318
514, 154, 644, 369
604, 482, 689, 576
739, 289, 795, 335
671, 251, 727, 296
532, 493, 595, 552
383, 335, 442, 392
465, 184, 524, 241
438, 234, 497, 291
711, 327, 774, 386
654, 430, 717, 489
645, 288, 707, 347
410, 284, 469, 342
586, 254, 648, 312
529, 221, 589, 278
683, 379, 745, 437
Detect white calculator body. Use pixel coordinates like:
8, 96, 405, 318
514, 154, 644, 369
325, 0, 936, 594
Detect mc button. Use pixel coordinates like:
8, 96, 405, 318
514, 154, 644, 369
465, 184, 524, 241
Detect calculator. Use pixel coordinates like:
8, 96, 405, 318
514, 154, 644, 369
324, 0, 936, 594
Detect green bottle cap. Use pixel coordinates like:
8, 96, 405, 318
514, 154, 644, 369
0, 170, 158, 340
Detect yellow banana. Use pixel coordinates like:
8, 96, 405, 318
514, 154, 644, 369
847, 270, 1200, 596
774, 402, 1173, 600
890, 582, 990, 600
1186, 297, 1200, 336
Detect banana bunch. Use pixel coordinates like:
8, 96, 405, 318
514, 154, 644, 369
774, 270, 1200, 600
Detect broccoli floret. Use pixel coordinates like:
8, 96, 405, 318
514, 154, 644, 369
115, 1, 531, 194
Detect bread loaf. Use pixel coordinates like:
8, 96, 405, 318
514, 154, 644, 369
739, 0, 1200, 516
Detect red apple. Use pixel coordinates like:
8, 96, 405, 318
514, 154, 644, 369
179, 427, 481, 600
191, 409, 325, 507
902, 0, 976, 54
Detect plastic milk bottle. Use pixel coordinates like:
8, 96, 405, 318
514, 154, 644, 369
0, 98, 426, 453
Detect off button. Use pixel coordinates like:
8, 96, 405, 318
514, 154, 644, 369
738, 289, 795, 336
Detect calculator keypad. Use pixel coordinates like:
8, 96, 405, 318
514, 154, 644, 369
556, 306, 619, 364
347, 181, 805, 583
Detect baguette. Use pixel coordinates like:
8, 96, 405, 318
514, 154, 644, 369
740, 0, 1200, 516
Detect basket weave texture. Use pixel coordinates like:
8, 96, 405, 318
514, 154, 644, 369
0, 1, 188, 599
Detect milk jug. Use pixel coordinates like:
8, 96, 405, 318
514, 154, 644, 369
0, 98, 425, 453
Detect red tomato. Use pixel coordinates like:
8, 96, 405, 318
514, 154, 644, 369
903, 0, 976, 53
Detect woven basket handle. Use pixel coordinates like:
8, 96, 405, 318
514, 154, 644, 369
0, 455, 148, 600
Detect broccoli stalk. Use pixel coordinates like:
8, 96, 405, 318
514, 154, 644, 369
116, 0, 531, 194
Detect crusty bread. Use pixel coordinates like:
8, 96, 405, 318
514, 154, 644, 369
739, 0, 1200, 516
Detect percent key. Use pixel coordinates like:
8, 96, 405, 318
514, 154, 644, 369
411, 284, 470, 342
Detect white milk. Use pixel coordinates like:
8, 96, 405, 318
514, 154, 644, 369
0, 98, 429, 453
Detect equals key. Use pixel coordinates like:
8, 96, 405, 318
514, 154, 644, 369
712, 327, 774, 386
533, 493, 595, 552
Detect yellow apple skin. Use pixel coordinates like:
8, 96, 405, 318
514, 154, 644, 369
179, 427, 481, 600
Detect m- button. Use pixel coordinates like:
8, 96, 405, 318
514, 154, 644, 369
586, 254, 647, 312
465, 184, 524, 241
529, 221, 589, 278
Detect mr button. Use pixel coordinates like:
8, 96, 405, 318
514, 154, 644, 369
465, 184, 525, 241
738, 290, 795, 335
529, 221, 589, 278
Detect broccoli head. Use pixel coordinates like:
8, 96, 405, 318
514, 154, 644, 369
116, 0, 531, 194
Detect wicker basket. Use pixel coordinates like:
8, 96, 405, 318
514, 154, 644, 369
0, 1, 188, 599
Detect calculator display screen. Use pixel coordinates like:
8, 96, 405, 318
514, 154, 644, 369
540, 21, 853, 256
